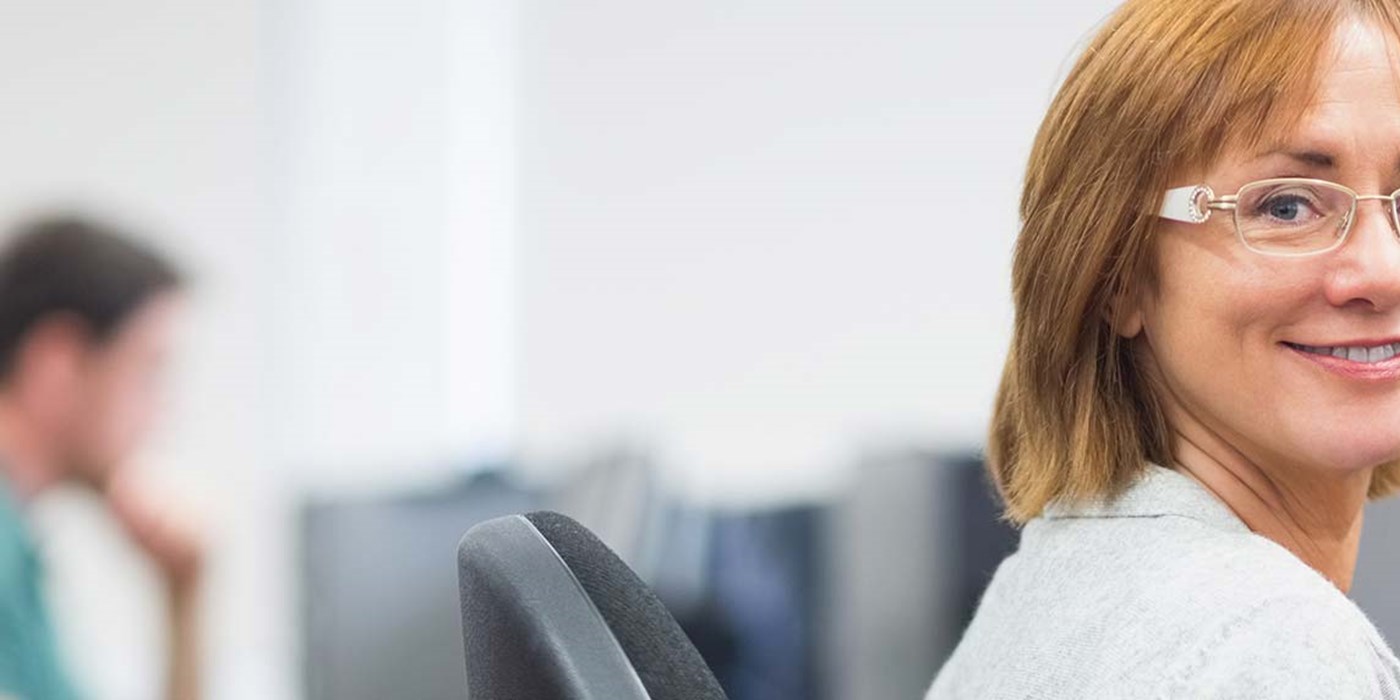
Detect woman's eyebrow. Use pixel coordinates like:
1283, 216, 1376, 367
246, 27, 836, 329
1245, 147, 1400, 174
1249, 149, 1336, 168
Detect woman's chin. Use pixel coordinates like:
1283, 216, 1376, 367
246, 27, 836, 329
1297, 440, 1400, 476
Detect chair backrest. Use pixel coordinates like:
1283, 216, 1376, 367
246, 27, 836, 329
457, 511, 728, 700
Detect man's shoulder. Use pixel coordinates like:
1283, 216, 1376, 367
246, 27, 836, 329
0, 498, 81, 700
0, 499, 36, 597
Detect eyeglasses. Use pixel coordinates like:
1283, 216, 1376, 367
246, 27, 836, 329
1158, 178, 1400, 257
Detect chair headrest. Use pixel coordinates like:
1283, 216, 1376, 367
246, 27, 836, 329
458, 511, 727, 700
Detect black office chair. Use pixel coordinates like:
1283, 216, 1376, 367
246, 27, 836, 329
457, 511, 728, 700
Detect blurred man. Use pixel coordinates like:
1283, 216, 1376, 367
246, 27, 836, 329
0, 216, 201, 700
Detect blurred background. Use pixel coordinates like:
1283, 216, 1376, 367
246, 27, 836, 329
4, 1, 1400, 699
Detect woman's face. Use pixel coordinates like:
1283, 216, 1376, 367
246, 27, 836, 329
1136, 19, 1400, 477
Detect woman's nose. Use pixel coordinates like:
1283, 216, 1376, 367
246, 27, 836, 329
1325, 199, 1400, 311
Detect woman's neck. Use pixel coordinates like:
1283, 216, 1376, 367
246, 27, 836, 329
1169, 419, 1371, 593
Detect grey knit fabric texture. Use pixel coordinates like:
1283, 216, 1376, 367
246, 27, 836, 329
927, 464, 1400, 699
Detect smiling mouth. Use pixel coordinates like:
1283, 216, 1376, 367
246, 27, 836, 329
1283, 341, 1400, 364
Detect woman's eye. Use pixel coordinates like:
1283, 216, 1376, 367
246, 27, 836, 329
1258, 194, 1316, 222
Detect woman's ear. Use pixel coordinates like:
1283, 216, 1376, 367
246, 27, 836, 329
1105, 291, 1145, 339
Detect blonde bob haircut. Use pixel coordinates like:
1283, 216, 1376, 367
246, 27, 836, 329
991, 0, 1400, 524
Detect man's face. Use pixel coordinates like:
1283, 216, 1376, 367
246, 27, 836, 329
63, 293, 182, 486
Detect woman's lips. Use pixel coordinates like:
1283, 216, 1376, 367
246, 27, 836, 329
1282, 341, 1400, 381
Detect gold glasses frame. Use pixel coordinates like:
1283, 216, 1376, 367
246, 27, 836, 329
1159, 177, 1400, 257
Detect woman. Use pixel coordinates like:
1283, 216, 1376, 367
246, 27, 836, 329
928, 0, 1400, 697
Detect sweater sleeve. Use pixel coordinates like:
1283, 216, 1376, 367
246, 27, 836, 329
1157, 596, 1391, 700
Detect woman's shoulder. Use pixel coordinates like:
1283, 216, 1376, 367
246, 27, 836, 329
1020, 488, 1360, 627
1157, 534, 1400, 693
1130, 515, 1343, 602
931, 521, 1399, 699
1153, 589, 1400, 697
1022, 463, 1347, 606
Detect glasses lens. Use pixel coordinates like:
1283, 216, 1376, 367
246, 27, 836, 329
1234, 180, 1353, 255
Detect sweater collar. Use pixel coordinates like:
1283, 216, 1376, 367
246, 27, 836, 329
1042, 463, 1250, 533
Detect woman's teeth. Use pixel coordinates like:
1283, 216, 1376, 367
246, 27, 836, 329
1288, 342, 1400, 363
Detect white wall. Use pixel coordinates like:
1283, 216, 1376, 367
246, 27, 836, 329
515, 1, 1117, 503
269, 0, 516, 489
0, 1, 275, 698
0, 0, 1129, 697
1, 0, 517, 698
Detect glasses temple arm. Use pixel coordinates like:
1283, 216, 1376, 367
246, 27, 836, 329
1159, 185, 1235, 223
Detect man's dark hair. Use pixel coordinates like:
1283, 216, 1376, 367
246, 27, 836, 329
0, 215, 183, 378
